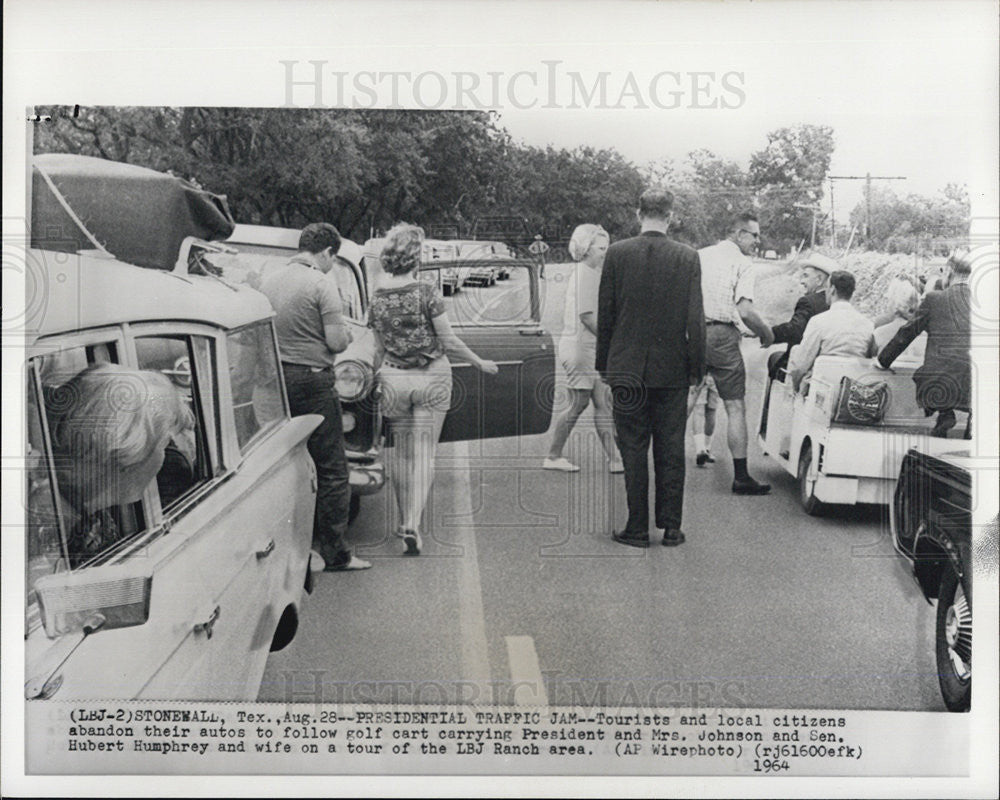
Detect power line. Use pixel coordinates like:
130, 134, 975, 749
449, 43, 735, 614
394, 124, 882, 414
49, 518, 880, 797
827, 173, 907, 247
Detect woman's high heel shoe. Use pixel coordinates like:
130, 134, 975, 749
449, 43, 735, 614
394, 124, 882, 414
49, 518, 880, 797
401, 529, 422, 556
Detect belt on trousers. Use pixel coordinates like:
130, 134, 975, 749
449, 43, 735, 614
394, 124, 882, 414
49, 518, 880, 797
706, 320, 735, 326
281, 362, 332, 373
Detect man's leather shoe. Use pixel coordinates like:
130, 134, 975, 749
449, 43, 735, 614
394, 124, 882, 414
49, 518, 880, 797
931, 410, 956, 438
612, 531, 650, 548
695, 451, 715, 467
731, 476, 771, 495
661, 529, 686, 547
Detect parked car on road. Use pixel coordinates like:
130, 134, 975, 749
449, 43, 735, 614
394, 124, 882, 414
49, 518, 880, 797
25, 154, 318, 701
891, 447, 975, 711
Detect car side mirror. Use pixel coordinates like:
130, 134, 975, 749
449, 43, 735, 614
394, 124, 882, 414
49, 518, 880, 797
34, 561, 153, 638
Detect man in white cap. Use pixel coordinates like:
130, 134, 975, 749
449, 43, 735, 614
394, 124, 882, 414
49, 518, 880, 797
767, 252, 838, 380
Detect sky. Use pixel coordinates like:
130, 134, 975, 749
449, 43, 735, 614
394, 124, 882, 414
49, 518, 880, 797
6, 0, 998, 222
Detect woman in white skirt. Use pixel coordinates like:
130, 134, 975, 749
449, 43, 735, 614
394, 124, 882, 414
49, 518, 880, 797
543, 224, 623, 473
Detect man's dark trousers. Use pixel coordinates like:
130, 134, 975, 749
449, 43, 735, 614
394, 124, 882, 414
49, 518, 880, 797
283, 365, 352, 565
612, 385, 688, 535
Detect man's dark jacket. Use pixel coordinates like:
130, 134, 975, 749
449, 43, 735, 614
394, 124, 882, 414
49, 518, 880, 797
768, 290, 829, 377
596, 231, 705, 388
878, 283, 971, 411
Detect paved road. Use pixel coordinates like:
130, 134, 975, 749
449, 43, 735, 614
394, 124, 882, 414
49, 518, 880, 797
260, 262, 943, 711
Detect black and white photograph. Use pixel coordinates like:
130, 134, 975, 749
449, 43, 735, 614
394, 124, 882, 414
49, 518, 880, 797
3, 0, 998, 797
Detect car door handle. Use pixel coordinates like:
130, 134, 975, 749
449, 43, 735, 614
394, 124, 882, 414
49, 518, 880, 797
255, 539, 276, 560
452, 360, 523, 368
193, 606, 221, 640
518, 329, 545, 336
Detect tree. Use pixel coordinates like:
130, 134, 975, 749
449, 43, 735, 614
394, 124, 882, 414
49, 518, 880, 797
749, 124, 835, 254
848, 184, 970, 254
500, 144, 645, 242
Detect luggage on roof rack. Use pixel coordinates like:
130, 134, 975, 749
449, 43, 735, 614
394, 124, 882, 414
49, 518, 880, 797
31, 153, 235, 271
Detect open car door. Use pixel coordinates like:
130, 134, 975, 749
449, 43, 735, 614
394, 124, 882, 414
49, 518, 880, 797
418, 259, 554, 442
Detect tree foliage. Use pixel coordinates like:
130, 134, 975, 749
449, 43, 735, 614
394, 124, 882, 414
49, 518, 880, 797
749, 124, 835, 254
848, 183, 970, 254
33, 110, 966, 258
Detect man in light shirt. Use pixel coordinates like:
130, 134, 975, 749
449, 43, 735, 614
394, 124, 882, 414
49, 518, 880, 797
697, 212, 775, 495
788, 269, 878, 392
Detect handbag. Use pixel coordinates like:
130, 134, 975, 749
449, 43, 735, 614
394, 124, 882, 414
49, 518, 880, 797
831, 376, 889, 425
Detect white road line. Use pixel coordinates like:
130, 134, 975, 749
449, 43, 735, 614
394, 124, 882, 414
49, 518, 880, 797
451, 439, 493, 701
504, 635, 549, 707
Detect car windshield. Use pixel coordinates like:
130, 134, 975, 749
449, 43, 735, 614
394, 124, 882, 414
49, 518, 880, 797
209, 250, 365, 322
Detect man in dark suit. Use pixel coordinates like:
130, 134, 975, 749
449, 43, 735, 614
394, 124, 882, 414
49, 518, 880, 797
767, 252, 836, 380
597, 186, 705, 548
759, 252, 834, 438
878, 250, 972, 438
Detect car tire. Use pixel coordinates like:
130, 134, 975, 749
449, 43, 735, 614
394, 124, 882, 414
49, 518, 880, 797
797, 442, 824, 516
443, 284, 454, 297
348, 493, 361, 525
935, 566, 971, 711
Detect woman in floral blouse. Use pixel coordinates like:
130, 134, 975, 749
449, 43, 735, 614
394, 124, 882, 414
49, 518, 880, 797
368, 223, 498, 555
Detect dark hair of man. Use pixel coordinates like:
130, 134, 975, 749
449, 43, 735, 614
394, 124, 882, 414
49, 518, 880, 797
829, 270, 856, 300
730, 211, 759, 233
638, 186, 674, 219
298, 222, 342, 255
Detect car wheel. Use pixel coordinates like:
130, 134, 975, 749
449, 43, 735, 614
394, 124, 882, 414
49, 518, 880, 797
348, 493, 361, 525
443, 284, 454, 297
936, 566, 971, 711
797, 442, 824, 516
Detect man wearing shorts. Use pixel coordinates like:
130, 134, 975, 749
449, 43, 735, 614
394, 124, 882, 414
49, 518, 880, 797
697, 212, 775, 495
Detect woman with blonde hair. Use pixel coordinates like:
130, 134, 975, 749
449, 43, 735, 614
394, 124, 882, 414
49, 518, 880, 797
543, 223, 623, 473
48, 363, 194, 564
368, 223, 498, 555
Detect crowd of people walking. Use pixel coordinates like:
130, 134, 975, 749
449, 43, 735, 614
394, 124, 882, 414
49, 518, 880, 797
261, 184, 971, 565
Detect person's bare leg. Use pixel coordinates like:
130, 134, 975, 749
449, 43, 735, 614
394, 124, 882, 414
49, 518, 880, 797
386, 416, 414, 529
704, 406, 717, 443
547, 388, 591, 460
722, 398, 748, 458
403, 405, 447, 535
724, 397, 770, 493
591, 381, 621, 463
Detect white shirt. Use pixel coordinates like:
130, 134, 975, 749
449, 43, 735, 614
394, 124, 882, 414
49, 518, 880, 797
697, 239, 756, 325
788, 299, 877, 385
560, 262, 601, 349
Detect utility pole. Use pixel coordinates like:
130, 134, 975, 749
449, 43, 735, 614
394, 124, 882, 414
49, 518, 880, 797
828, 173, 907, 247
793, 203, 822, 247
